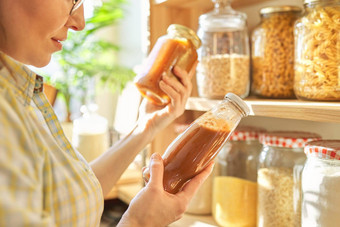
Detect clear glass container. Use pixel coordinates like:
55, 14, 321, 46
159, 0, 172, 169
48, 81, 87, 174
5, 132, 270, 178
212, 126, 265, 227
135, 24, 201, 106
301, 140, 340, 227
143, 93, 250, 194
294, 0, 340, 101
251, 6, 302, 98
257, 131, 321, 227
196, 0, 250, 99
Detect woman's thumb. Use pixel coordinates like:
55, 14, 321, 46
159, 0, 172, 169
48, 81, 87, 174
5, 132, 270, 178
148, 153, 164, 188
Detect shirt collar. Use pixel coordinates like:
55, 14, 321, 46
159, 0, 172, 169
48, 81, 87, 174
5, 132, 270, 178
0, 52, 44, 106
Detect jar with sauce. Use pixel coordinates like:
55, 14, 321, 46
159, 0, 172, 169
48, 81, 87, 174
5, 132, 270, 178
251, 6, 302, 98
143, 93, 250, 194
134, 24, 201, 106
294, 0, 340, 101
257, 131, 321, 227
196, 0, 250, 99
301, 140, 340, 227
212, 125, 265, 227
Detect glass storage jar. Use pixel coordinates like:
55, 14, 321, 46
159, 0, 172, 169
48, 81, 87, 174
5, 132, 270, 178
251, 6, 302, 98
134, 24, 201, 106
212, 125, 265, 227
196, 0, 250, 99
301, 140, 340, 227
143, 93, 250, 194
257, 131, 321, 227
294, 0, 340, 101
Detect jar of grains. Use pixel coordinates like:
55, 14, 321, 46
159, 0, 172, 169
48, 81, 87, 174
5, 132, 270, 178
294, 0, 340, 101
212, 125, 265, 227
251, 6, 302, 98
301, 140, 340, 227
257, 131, 321, 227
196, 0, 250, 99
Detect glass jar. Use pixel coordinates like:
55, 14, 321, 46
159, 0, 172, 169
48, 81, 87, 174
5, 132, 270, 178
301, 140, 340, 227
251, 6, 302, 98
143, 93, 250, 194
196, 0, 250, 99
212, 126, 265, 227
294, 0, 340, 101
257, 131, 321, 227
134, 24, 201, 106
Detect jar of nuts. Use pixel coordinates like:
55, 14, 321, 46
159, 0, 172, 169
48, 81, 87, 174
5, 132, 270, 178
251, 6, 302, 98
257, 131, 321, 227
196, 0, 250, 99
294, 0, 340, 101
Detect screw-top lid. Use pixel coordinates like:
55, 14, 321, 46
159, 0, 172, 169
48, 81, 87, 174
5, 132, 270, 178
224, 93, 250, 117
305, 140, 340, 160
259, 131, 321, 148
167, 24, 201, 49
229, 125, 266, 141
260, 6, 302, 15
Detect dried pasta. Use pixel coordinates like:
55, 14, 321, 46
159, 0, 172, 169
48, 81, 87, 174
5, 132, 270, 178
196, 54, 250, 99
294, 5, 340, 100
251, 11, 300, 98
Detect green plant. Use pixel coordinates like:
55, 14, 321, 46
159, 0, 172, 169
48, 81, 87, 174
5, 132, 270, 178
49, 0, 135, 121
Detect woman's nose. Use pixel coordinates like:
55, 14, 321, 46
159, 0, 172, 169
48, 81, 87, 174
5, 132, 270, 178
66, 4, 85, 31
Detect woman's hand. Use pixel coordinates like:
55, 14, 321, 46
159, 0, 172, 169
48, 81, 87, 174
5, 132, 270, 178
136, 62, 197, 138
118, 153, 214, 227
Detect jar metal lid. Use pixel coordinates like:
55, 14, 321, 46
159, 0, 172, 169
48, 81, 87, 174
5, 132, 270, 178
305, 140, 340, 160
167, 24, 202, 49
229, 125, 266, 141
260, 6, 302, 15
259, 131, 321, 148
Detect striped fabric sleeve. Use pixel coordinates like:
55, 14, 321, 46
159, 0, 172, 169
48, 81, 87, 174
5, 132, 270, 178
0, 91, 54, 226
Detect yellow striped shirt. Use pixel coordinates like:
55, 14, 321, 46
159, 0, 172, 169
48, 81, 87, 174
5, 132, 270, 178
0, 53, 104, 226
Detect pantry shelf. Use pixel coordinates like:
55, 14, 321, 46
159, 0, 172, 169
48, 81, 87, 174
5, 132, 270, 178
186, 97, 340, 123
152, 0, 271, 9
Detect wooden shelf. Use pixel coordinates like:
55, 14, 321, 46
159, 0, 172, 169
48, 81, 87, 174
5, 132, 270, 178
152, 0, 272, 9
186, 97, 340, 123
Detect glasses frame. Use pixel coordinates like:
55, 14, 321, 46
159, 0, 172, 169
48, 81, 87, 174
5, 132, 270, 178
69, 0, 85, 15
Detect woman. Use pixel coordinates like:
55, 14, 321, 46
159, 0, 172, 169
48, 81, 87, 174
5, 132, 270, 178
0, 0, 214, 226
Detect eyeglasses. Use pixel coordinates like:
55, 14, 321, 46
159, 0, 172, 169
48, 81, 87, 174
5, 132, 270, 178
69, 0, 85, 15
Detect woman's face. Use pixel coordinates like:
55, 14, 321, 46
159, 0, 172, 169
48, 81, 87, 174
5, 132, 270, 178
0, 0, 85, 67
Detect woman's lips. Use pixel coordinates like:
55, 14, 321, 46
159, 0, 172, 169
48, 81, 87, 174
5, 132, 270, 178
52, 38, 63, 50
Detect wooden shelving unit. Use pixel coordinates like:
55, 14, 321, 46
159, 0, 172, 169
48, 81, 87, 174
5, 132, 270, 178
186, 97, 340, 123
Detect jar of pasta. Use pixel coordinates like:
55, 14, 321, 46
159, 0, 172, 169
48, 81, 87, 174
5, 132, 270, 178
301, 140, 340, 227
294, 0, 340, 101
134, 24, 201, 106
251, 6, 302, 98
257, 131, 321, 227
212, 125, 265, 227
196, 0, 250, 99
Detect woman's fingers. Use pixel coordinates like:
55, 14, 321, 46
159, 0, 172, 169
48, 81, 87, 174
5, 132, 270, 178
147, 153, 165, 189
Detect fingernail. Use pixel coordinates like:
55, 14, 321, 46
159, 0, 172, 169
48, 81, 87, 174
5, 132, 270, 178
151, 153, 161, 161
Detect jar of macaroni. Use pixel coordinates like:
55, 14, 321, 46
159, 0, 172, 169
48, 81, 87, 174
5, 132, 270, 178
301, 140, 340, 227
196, 0, 250, 99
134, 24, 201, 106
257, 131, 321, 227
212, 126, 265, 227
251, 6, 302, 98
294, 0, 340, 101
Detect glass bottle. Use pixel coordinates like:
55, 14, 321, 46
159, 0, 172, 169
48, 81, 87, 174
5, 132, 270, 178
257, 131, 321, 227
301, 140, 340, 227
134, 24, 201, 106
212, 125, 265, 227
196, 0, 250, 99
294, 0, 340, 101
143, 93, 250, 194
72, 104, 109, 162
251, 6, 302, 98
